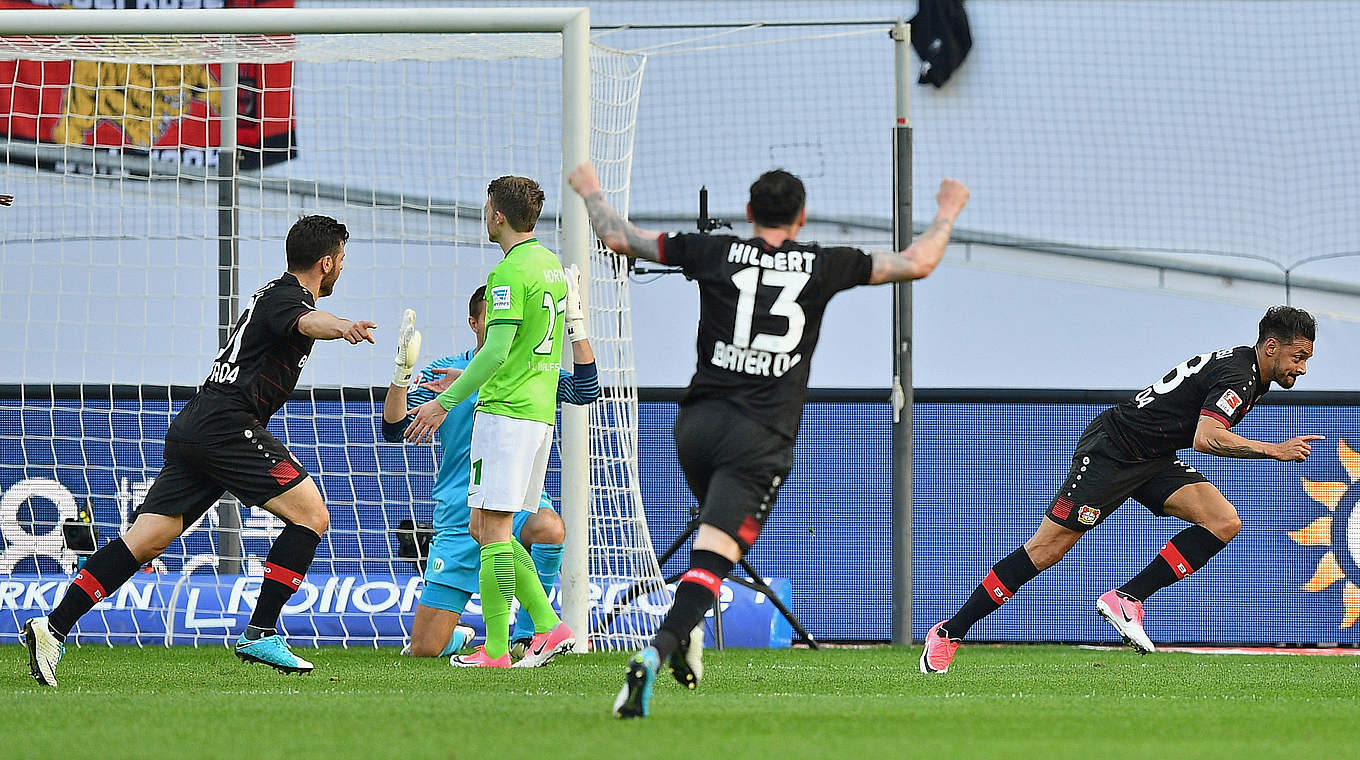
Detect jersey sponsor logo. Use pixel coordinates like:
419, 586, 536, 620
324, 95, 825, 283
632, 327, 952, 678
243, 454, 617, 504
298, 355, 309, 369
489, 285, 512, 311
1077, 505, 1101, 525
1216, 389, 1243, 417
711, 341, 803, 378
727, 242, 818, 273
1215, 348, 1235, 359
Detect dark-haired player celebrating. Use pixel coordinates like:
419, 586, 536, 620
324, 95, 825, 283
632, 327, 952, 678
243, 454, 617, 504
22, 215, 377, 686
568, 161, 969, 718
921, 306, 1320, 673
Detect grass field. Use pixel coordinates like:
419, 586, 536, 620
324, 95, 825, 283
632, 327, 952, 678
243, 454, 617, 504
2, 644, 1357, 759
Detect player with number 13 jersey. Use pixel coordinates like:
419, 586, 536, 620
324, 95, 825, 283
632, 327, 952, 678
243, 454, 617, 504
569, 161, 969, 718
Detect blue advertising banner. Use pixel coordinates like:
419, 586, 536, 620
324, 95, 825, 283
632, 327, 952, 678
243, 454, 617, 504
4, 392, 1359, 644
640, 397, 1360, 644
913, 401, 1360, 645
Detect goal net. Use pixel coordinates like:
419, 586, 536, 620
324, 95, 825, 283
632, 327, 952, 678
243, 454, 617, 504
0, 8, 667, 651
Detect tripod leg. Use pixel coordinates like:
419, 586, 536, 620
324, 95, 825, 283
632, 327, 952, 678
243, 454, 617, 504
737, 559, 819, 650
592, 519, 700, 634
711, 592, 724, 650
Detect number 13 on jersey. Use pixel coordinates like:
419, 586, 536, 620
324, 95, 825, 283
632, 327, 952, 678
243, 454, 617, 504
730, 267, 809, 351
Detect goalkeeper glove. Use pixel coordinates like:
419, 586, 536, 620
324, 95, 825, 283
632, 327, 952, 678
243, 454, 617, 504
393, 308, 422, 387
563, 264, 588, 343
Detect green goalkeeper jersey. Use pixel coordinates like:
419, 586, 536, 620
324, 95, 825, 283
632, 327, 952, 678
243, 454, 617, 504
478, 237, 568, 424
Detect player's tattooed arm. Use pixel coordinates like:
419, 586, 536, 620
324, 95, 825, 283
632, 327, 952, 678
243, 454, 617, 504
568, 162, 662, 262
868, 178, 969, 284
1193, 415, 1324, 461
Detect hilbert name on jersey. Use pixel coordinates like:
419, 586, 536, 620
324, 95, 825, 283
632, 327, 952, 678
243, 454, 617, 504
726, 241, 816, 273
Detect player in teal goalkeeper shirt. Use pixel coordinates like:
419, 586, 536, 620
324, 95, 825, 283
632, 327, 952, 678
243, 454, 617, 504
383, 283, 598, 660
406, 175, 582, 667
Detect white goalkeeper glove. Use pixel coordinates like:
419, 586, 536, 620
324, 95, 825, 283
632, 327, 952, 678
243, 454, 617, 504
393, 308, 422, 387
563, 264, 588, 343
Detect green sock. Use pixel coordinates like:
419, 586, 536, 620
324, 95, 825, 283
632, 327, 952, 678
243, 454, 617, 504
511, 539, 560, 634
478, 542, 517, 659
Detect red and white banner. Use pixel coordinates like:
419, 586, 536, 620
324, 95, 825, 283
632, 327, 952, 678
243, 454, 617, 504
0, 0, 297, 171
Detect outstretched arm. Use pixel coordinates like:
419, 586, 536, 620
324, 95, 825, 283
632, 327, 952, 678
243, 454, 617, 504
568, 162, 664, 262
403, 323, 515, 444
297, 310, 377, 343
1193, 416, 1323, 461
867, 178, 969, 284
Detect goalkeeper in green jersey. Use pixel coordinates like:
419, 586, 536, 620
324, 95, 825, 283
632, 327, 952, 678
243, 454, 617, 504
405, 175, 577, 668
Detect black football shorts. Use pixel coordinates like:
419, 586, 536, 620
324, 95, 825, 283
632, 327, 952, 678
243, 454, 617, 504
673, 398, 795, 552
136, 421, 310, 525
1044, 414, 1208, 531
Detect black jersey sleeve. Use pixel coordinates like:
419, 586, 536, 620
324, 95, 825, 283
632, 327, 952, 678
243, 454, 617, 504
658, 232, 726, 280
816, 246, 874, 293
259, 284, 316, 339
1199, 367, 1257, 428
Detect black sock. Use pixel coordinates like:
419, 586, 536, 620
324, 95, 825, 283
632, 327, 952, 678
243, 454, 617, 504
248, 523, 321, 631
652, 549, 733, 661
48, 538, 142, 640
942, 546, 1041, 640
1118, 525, 1227, 602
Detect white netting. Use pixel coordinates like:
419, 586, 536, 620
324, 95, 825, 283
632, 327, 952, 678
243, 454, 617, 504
0, 26, 662, 650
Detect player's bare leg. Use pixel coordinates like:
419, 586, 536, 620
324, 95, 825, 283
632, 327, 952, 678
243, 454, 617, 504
234, 477, 329, 675
121, 513, 188, 562
25, 513, 184, 687
923, 518, 1083, 674
406, 604, 474, 658
1104, 482, 1239, 653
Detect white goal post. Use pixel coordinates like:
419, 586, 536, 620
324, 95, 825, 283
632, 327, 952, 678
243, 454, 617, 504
0, 7, 665, 653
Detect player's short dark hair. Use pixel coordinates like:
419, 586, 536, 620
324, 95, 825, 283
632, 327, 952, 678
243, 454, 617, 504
748, 169, 806, 227
487, 176, 544, 232
286, 215, 349, 271
1257, 305, 1316, 346
469, 285, 487, 319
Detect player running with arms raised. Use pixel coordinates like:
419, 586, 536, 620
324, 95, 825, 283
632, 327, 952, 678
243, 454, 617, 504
404, 176, 578, 668
383, 279, 599, 662
567, 161, 969, 717
22, 215, 376, 685
921, 306, 1320, 673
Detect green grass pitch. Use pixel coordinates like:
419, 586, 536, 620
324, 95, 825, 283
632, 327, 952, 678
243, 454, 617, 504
2, 644, 1357, 758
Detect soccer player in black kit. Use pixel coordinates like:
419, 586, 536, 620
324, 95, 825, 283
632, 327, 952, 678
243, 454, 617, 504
568, 161, 969, 718
21, 215, 377, 686
921, 306, 1320, 674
